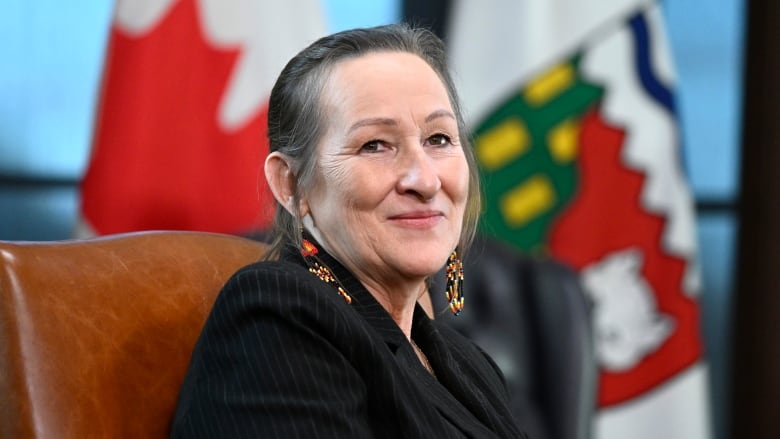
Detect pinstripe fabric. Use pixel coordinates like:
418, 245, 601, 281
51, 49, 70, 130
171, 242, 527, 438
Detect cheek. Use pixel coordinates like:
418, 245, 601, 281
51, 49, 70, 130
318, 155, 351, 189
445, 157, 471, 205
317, 160, 386, 212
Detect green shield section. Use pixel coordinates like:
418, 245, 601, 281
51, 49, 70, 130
472, 57, 603, 253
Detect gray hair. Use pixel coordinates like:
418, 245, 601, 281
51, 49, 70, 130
264, 23, 480, 259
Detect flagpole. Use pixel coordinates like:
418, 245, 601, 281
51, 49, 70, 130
732, 1, 780, 438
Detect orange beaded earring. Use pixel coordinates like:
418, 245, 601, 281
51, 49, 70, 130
445, 250, 464, 316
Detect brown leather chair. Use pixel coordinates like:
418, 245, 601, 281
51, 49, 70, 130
0, 231, 266, 438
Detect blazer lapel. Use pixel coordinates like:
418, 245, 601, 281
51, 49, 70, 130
412, 308, 521, 438
347, 295, 502, 437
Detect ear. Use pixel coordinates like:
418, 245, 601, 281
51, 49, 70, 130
264, 152, 310, 216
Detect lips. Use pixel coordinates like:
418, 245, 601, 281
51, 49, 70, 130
388, 210, 444, 228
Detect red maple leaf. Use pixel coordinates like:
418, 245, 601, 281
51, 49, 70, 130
83, 0, 273, 234
549, 108, 702, 406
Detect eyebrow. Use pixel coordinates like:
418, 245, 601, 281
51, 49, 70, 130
346, 109, 457, 135
425, 109, 456, 123
347, 117, 398, 134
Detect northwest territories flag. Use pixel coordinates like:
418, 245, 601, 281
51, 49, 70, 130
450, 0, 711, 437
81, 0, 325, 235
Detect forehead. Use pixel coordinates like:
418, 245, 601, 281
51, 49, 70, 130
320, 51, 452, 114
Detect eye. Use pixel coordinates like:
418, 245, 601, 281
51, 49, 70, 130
360, 140, 386, 153
360, 140, 382, 152
425, 133, 452, 147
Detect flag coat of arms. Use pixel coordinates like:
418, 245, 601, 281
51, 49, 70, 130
450, 0, 711, 437
81, 0, 325, 235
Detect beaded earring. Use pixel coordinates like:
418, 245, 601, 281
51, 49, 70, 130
301, 239, 352, 304
445, 250, 464, 316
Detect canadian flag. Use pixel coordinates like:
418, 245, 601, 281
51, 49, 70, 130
81, 0, 325, 235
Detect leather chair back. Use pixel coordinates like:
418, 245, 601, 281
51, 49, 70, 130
0, 231, 266, 438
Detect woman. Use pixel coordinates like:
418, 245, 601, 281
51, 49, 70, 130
171, 24, 526, 438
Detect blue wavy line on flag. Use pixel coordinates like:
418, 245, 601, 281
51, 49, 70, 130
629, 13, 676, 114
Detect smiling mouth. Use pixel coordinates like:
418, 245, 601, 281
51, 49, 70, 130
388, 211, 444, 228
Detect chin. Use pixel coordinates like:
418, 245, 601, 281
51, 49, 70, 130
399, 254, 450, 278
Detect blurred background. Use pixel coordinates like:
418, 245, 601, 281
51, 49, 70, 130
0, 0, 764, 438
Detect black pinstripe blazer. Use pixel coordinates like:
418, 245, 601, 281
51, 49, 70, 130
171, 240, 527, 438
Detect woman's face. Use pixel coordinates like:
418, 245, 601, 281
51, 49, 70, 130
302, 51, 469, 287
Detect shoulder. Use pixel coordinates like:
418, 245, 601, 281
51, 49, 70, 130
186, 258, 370, 386
173, 260, 376, 438
199, 259, 363, 355
213, 259, 353, 319
226, 258, 316, 293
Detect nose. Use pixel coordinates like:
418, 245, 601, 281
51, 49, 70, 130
396, 141, 441, 200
